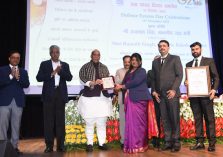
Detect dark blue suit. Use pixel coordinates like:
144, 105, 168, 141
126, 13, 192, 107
36, 60, 72, 103
0, 66, 30, 107
123, 68, 150, 102
36, 59, 72, 149
0, 65, 29, 148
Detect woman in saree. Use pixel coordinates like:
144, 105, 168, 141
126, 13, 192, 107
115, 53, 150, 153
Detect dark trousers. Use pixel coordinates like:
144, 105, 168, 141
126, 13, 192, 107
152, 97, 161, 136
151, 98, 161, 147
190, 97, 216, 145
159, 92, 180, 145
43, 88, 65, 149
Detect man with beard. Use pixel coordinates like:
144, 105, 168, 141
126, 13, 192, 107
152, 40, 183, 152
115, 55, 131, 148
185, 42, 219, 152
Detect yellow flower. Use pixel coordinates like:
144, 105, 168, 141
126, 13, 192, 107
82, 133, 86, 138
76, 129, 80, 133
81, 139, 87, 144
71, 134, 76, 139
65, 129, 70, 134
65, 134, 71, 139
70, 128, 75, 133
94, 134, 97, 138
77, 125, 82, 129
77, 134, 82, 139
70, 139, 76, 143
93, 137, 98, 142
80, 128, 85, 132
66, 139, 71, 143
76, 139, 81, 144
73, 125, 78, 129
65, 125, 71, 129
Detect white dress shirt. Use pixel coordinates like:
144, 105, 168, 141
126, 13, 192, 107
51, 60, 60, 86
192, 55, 202, 67
160, 53, 169, 64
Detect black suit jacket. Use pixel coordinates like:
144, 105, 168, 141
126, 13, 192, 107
186, 57, 219, 91
152, 54, 183, 97
147, 69, 153, 88
36, 60, 73, 103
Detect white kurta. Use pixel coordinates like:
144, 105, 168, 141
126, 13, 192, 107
77, 92, 112, 119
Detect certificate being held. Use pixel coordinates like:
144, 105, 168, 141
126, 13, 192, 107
186, 66, 211, 97
102, 76, 115, 90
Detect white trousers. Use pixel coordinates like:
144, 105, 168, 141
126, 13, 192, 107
85, 117, 107, 146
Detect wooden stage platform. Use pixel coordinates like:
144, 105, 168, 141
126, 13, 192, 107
19, 139, 221, 157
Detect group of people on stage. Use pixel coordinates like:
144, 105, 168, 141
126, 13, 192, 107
0, 40, 219, 155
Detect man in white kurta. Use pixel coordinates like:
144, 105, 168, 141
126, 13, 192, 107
78, 49, 112, 152
115, 55, 130, 147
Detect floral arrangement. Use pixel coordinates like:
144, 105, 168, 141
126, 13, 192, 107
106, 96, 121, 142
65, 94, 223, 147
178, 94, 223, 138
180, 94, 194, 121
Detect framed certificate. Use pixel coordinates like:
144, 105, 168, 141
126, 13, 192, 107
102, 76, 115, 90
185, 66, 211, 97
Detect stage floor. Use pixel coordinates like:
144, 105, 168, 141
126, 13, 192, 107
19, 139, 221, 157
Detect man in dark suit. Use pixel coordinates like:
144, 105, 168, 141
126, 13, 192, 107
152, 40, 183, 152
0, 51, 30, 155
185, 42, 219, 152
36, 45, 73, 153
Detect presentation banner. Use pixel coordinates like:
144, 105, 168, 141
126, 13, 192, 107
26, 0, 212, 94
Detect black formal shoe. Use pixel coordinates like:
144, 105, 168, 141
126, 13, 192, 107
190, 143, 205, 150
57, 147, 65, 152
152, 138, 160, 148
120, 144, 124, 149
15, 148, 23, 155
171, 145, 181, 152
161, 144, 172, 151
86, 144, 93, 152
44, 147, 53, 153
98, 144, 109, 151
208, 144, 215, 152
